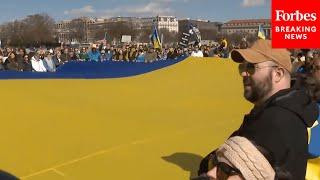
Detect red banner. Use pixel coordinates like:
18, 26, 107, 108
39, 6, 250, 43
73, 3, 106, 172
272, 0, 320, 48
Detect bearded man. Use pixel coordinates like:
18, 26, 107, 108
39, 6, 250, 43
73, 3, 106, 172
198, 40, 318, 180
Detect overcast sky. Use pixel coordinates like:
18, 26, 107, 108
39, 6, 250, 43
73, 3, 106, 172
0, 0, 271, 23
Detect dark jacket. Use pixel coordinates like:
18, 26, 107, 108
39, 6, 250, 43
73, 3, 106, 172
6, 61, 21, 71
144, 51, 157, 62
199, 88, 318, 180
21, 61, 32, 72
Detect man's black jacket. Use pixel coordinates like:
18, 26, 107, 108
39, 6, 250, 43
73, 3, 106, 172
199, 88, 318, 179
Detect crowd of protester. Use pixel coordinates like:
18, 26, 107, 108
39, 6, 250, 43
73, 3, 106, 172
1, 38, 318, 73
290, 49, 320, 77
0, 41, 232, 72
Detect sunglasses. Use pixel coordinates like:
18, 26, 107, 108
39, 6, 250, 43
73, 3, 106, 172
216, 162, 242, 180
238, 63, 278, 75
213, 156, 242, 180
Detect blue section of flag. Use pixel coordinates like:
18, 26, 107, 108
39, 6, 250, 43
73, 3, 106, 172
0, 57, 187, 79
309, 104, 320, 157
309, 124, 320, 157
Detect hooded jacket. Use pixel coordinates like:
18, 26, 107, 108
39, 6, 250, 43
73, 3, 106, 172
233, 88, 318, 180
198, 88, 318, 179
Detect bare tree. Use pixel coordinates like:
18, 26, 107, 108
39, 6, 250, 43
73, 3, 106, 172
23, 14, 56, 46
93, 27, 107, 41
93, 23, 132, 42
226, 33, 243, 46
0, 13, 56, 47
200, 29, 218, 40
158, 29, 178, 45
133, 28, 150, 43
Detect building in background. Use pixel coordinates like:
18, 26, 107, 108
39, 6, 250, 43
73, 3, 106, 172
221, 19, 271, 38
56, 16, 179, 44
155, 16, 179, 33
56, 17, 95, 43
56, 17, 270, 44
179, 19, 221, 33
56, 20, 71, 43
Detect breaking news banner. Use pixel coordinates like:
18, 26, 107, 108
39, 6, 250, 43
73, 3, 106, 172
272, 0, 320, 48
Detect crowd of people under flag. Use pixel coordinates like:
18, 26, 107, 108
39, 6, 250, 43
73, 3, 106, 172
0, 40, 231, 73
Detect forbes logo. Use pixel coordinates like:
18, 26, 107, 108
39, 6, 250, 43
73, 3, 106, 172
275, 10, 317, 21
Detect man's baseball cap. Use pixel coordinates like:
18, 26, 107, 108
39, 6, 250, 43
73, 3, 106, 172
231, 40, 292, 72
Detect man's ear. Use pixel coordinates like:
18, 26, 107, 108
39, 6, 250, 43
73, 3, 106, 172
274, 67, 285, 83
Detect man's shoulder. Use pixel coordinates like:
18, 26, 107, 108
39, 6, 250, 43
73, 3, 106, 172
261, 104, 295, 116
259, 106, 303, 128
263, 105, 295, 115
239, 105, 307, 145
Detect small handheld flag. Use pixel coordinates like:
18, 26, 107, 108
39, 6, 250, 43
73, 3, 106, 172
258, 25, 266, 40
150, 24, 162, 50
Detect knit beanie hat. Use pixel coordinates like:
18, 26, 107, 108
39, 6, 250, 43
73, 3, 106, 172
216, 136, 275, 180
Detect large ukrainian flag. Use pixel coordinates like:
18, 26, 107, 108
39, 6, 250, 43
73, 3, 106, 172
1, 57, 318, 180
0, 57, 251, 180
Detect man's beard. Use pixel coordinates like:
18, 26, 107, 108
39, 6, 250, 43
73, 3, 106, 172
243, 72, 273, 104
